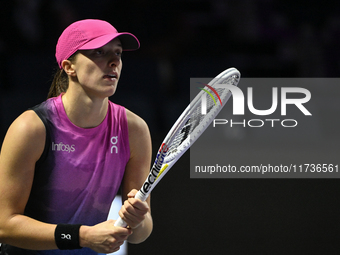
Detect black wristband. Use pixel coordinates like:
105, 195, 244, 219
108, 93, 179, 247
54, 224, 82, 250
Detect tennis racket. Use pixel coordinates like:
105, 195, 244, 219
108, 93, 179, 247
114, 67, 241, 227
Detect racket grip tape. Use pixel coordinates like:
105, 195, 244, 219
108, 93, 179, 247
113, 190, 148, 227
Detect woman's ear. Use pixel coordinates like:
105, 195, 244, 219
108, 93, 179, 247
62, 60, 76, 77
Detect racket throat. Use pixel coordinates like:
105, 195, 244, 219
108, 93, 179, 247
140, 150, 167, 195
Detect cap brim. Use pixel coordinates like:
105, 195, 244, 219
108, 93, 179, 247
78, 32, 140, 51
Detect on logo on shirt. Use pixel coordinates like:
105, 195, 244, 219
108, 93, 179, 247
111, 136, 118, 154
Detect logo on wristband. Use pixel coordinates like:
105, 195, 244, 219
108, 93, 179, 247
61, 234, 72, 240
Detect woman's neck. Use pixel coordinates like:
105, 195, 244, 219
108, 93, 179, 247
61, 90, 109, 129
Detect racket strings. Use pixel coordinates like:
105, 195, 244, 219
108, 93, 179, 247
165, 90, 219, 158
187, 75, 239, 140
164, 73, 240, 161
166, 119, 191, 157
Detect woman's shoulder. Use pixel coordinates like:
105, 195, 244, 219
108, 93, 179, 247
124, 108, 149, 135
13, 110, 45, 133
1, 110, 46, 163
124, 108, 151, 158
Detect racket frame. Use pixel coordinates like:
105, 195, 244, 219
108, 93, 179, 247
114, 68, 240, 227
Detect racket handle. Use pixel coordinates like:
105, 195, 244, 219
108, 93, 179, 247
113, 190, 148, 228
114, 217, 128, 228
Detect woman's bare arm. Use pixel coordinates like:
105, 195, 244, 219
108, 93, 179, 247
120, 109, 153, 244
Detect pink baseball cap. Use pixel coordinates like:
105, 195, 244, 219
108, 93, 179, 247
55, 19, 140, 68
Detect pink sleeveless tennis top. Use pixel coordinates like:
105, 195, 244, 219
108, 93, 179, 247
26, 94, 130, 226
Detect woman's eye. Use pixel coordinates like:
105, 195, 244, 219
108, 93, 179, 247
115, 51, 122, 57
95, 50, 104, 55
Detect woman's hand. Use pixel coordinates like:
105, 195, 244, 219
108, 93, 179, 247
79, 220, 132, 254
119, 189, 150, 229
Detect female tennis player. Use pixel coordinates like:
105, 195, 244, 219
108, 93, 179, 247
0, 19, 152, 254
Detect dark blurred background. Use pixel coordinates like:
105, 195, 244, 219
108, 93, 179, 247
1, 1, 340, 254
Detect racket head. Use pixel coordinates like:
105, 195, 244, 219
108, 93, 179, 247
150, 67, 241, 188
164, 67, 240, 162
